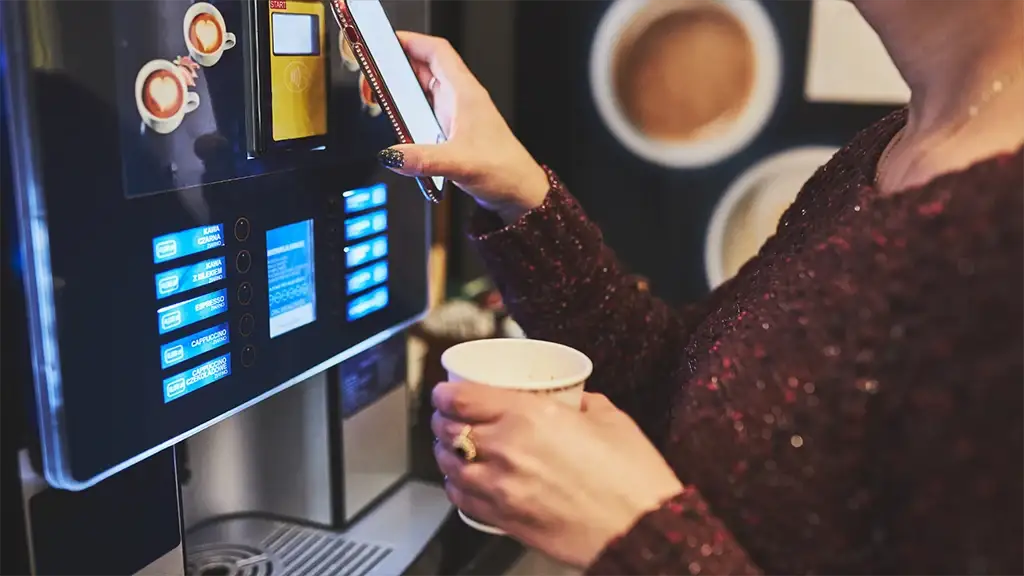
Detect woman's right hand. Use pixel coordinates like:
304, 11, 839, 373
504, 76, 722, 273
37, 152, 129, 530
379, 32, 550, 225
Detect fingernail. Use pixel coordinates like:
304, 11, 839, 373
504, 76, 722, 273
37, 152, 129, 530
377, 148, 404, 169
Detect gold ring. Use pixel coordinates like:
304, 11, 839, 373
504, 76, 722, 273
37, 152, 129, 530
452, 425, 477, 462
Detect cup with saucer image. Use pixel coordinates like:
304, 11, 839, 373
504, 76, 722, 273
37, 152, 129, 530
183, 2, 236, 67
135, 59, 201, 134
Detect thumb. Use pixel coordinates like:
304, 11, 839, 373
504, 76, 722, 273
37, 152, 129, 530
580, 392, 616, 414
377, 143, 468, 180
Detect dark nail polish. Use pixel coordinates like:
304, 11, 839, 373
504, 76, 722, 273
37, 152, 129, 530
377, 148, 404, 169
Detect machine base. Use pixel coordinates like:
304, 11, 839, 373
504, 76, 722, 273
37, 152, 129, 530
186, 480, 450, 576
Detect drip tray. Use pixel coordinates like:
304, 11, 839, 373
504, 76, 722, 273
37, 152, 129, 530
187, 518, 392, 576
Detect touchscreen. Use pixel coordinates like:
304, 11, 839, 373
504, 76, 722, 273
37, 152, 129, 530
348, 0, 446, 191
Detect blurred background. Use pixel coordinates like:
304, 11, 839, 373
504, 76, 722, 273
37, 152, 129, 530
430, 0, 907, 306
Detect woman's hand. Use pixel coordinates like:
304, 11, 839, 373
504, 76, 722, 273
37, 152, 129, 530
380, 32, 550, 224
431, 382, 684, 568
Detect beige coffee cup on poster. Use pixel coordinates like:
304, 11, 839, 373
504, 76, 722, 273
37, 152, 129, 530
591, 0, 782, 168
440, 338, 594, 535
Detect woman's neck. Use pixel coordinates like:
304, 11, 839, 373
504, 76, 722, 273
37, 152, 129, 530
858, 0, 1024, 194
858, 0, 1024, 135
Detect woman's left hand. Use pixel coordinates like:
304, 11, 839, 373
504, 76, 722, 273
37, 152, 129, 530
431, 382, 684, 568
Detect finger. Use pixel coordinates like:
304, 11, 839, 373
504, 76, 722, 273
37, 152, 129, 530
410, 59, 436, 99
431, 381, 519, 423
396, 31, 471, 87
377, 143, 472, 181
443, 478, 498, 526
431, 410, 491, 449
433, 436, 492, 494
580, 392, 615, 413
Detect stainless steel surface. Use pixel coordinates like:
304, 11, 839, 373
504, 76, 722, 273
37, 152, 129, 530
187, 480, 451, 576
135, 544, 185, 576
181, 373, 334, 528
342, 385, 410, 522
19, 450, 45, 575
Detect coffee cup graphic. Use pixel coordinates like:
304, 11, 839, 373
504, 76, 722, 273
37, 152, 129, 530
591, 0, 782, 169
183, 2, 236, 67
135, 59, 201, 134
704, 146, 838, 287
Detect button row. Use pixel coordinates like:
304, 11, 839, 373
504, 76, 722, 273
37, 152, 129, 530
234, 217, 255, 369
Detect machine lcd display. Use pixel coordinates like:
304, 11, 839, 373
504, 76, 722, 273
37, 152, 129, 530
267, 220, 317, 338
272, 13, 320, 56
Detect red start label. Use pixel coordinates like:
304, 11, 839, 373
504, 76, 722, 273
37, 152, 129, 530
269, 0, 287, 9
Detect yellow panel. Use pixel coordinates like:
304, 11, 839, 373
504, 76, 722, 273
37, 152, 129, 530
269, 0, 327, 142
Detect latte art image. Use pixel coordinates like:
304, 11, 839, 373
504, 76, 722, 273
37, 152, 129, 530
134, 59, 201, 135
182, 2, 236, 67
143, 70, 184, 119
189, 13, 223, 54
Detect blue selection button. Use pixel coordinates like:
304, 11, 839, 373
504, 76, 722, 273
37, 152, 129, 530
157, 288, 228, 335
343, 183, 387, 214
163, 353, 231, 403
159, 322, 230, 370
344, 210, 387, 242
153, 224, 224, 264
346, 261, 388, 295
155, 257, 225, 299
347, 286, 389, 321
344, 236, 388, 269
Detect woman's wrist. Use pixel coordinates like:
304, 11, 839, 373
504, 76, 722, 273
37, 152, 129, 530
493, 162, 551, 225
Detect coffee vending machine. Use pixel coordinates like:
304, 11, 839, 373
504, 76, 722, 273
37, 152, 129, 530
1, 1, 451, 574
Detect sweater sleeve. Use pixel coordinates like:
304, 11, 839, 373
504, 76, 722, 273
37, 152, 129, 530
586, 487, 762, 576
468, 168, 724, 441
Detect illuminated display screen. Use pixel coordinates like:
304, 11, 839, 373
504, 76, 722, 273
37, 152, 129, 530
157, 289, 228, 335
344, 210, 387, 242
154, 257, 225, 299
163, 353, 232, 403
347, 286, 389, 321
345, 237, 388, 269
344, 183, 387, 214
267, 220, 317, 338
272, 13, 320, 56
346, 261, 388, 295
152, 225, 224, 264
159, 322, 230, 370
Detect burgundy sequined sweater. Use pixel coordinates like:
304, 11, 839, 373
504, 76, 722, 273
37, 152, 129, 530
468, 110, 1023, 575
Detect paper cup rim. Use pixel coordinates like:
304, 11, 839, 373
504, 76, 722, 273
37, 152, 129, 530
458, 510, 507, 535
440, 338, 594, 391
590, 0, 783, 169
704, 145, 839, 288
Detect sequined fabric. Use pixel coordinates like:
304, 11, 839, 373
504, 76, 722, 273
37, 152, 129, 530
468, 110, 1023, 575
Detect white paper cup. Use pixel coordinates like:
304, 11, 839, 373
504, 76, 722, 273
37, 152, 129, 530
440, 338, 594, 535
590, 0, 782, 169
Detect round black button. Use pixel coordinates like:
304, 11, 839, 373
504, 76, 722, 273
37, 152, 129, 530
234, 218, 251, 242
237, 282, 253, 305
241, 344, 256, 368
239, 313, 255, 337
236, 250, 252, 274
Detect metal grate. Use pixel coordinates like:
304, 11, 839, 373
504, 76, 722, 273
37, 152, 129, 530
188, 543, 274, 576
263, 524, 390, 576
187, 520, 391, 576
